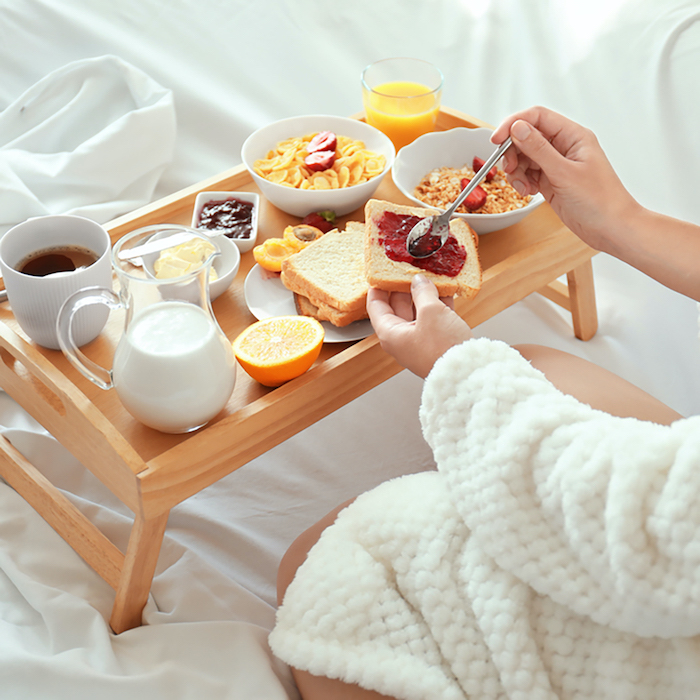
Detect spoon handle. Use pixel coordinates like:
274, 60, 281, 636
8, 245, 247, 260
405, 136, 514, 259
443, 136, 513, 218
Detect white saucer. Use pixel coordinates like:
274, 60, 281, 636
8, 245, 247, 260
243, 264, 373, 343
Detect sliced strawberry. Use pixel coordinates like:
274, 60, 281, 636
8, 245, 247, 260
459, 178, 487, 210
472, 156, 497, 181
307, 131, 337, 153
304, 150, 336, 171
301, 210, 336, 233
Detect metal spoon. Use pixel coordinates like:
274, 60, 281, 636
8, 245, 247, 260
405, 136, 513, 258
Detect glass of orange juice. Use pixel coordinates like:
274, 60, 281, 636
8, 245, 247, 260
361, 57, 443, 152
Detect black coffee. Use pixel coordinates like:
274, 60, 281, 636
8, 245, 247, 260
17, 246, 99, 277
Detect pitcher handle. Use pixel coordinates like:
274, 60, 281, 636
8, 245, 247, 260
57, 286, 122, 390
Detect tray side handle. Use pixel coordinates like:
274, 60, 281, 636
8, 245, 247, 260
0, 323, 144, 508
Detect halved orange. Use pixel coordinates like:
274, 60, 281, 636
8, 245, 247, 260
232, 315, 325, 387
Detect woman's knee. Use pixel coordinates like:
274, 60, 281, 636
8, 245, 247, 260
514, 343, 682, 424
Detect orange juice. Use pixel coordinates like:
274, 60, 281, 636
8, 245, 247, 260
363, 80, 441, 151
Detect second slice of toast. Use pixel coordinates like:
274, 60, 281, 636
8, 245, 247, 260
293, 293, 368, 327
280, 221, 368, 315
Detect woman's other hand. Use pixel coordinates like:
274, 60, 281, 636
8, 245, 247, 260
367, 275, 473, 379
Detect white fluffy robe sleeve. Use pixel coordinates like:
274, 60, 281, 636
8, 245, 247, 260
422, 339, 700, 639
270, 338, 700, 700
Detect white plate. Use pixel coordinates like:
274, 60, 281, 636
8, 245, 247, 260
243, 264, 373, 343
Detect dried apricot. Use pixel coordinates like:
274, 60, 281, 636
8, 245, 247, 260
283, 224, 324, 247
252, 238, 299, 272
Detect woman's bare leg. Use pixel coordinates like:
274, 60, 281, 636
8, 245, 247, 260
277, 499, 396, 700
276, 344, 682, 699
515, 344, 683, 425
277, 500, 354, 608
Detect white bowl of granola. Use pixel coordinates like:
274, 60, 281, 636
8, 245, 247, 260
392, 127, 545, 234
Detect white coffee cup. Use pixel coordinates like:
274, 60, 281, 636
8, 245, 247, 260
0, 215, 112, 349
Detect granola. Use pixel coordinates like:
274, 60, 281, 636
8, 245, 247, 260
414, 165, 530, 214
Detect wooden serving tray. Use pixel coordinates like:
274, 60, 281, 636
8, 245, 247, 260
0, 106, 597, 633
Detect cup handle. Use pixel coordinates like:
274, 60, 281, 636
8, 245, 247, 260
56, 286, 122, 390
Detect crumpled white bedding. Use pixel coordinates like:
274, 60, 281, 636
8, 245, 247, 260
0, 393, 296, 699
0, 0, 698, 698
271, 339, 700, 699
0, 55, 175, 236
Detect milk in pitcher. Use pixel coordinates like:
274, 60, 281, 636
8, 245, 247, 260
113, 300, 235, 433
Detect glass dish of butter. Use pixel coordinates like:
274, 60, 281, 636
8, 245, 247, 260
141, 226, 241, 302
154, 238, 220, 282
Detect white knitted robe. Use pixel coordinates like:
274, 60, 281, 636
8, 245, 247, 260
269, 338, 700, 699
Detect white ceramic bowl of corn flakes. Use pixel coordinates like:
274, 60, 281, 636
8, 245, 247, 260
392, 127, 545, 235
241, 114, 395, 218
139, 225, 240, 302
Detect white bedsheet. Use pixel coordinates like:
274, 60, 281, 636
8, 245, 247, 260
0, 0, 698, 697
0, 55, 176, 234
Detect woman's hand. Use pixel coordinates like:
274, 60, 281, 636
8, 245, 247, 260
367, 275, 473, 379
491, 106, 640, 252
492, 105, 700, 301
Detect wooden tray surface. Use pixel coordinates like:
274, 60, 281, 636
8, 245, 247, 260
0, 107, 593, 517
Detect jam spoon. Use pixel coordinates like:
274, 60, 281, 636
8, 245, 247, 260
405, 136, 513, 258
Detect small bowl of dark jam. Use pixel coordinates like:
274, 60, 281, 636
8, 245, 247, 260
192, 191, 259, 253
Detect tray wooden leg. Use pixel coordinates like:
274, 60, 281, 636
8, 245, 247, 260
538, 258, 598, 341
567, 259, 598, 341
109, 508, 169, 634
0, 431, 169, 635
0, 434, 125, 588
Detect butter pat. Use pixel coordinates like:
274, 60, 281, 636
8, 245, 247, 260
154, 238, 219, 282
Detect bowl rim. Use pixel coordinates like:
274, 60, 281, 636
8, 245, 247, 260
241, 113, 395, 195
393, 126, 544, 219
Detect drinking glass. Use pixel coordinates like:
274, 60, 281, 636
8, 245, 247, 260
361, 57, 443, 152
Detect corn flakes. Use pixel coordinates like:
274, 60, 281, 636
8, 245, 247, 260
253, 132, 386, 190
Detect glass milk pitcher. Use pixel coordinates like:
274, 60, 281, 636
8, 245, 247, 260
57, 225, 236, 434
